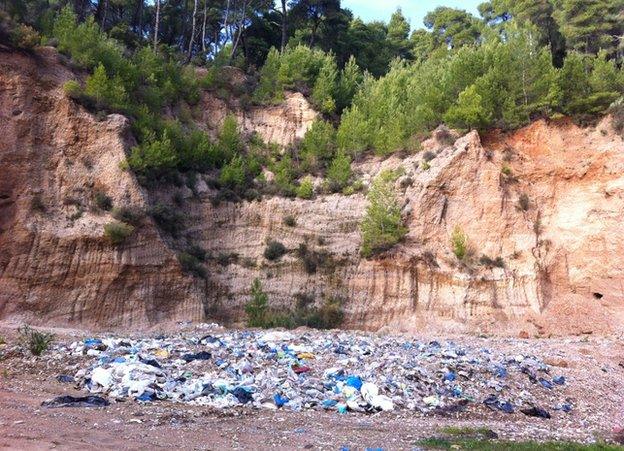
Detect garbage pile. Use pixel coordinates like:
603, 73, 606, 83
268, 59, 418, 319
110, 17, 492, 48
54, 328, 572, 416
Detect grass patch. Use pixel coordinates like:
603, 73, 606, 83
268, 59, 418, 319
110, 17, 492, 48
416, 437, 620, 450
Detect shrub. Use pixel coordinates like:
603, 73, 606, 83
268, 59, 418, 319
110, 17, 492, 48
517, 193, 530, 211
245, 278, 269, 327
253, 47, 284, 104
264, 240, 287, 261
325, 151, 352, 193
283, 215, 297, 227
217, 115, 241, 165
111, 206, 143, 225
421, 161, 431, 171
177, 252, 206, 278
103, 221, 135, 245
304, 297, 344, 329
216, 252, 238, 266
18, 325, 54, 356
31, 195, 45, 212
501, 164, 512, 176
479, 255, 505, 268
148, 203, 184, 236
127, 133, 179, 177
450, 226, 468, 260
300, 119, 336, 172
84, 63, 128, 110
423, 151, 436, 162
93, 191, 113, 211
10, 23, 40, 50
297, 243, 318, 274
296, 176, 314, 199
219, 155, 247, 191
360, 170, 407, 257
186, 244, 207, 262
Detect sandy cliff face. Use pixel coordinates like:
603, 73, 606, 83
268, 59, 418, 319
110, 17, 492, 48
2, 48, 624, 335
0, 48, 205, 327
187, 120, 624, 336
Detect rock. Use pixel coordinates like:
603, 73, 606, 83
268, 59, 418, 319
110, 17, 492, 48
194, 178, 209, 195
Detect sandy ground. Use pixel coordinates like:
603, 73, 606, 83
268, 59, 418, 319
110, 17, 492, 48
1, 324, 624, 450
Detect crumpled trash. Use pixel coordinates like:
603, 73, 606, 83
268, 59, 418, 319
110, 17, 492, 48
42, 395, 109, 408
274, 393, 289, 407
361, 382, 394, 411
484, 394, 514, 413
56, 374, 75, 383
521, 406, 551, 418
182, 351, 212, 362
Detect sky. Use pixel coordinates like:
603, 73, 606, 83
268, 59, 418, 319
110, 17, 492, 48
341, 0, 483, 29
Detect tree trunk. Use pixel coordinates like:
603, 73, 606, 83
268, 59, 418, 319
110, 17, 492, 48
101, 0, 109, 29
188, 0, 198, 59
280, 0, 287, 52
201, 0, 208, 53
153, 0, 160, 50
132, 0, 144, 36
221, 0, 231, 53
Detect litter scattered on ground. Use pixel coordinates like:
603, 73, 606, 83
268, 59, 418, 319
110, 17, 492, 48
32, 326, 573, 417
42, 395, 110, 408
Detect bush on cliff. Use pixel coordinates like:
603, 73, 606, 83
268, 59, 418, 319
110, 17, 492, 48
360, 170, 407, 257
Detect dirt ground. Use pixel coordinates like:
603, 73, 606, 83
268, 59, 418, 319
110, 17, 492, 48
1, 324, 624, 450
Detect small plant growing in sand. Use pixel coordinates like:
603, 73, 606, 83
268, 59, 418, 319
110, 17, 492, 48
451, 226, 468, 260
18, 325, 54, 356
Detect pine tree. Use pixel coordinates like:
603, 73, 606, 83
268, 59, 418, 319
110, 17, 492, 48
326, 150, 351, 192
360, 170, 407, 257
336, 55, 363, 113
253, 47, 284, 104
555, 0, 623, 57
245, 278, 268, 327
311, 55, 338, 114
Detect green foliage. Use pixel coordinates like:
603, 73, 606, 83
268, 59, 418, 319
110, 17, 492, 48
245, 284, 344, 330
278, 45, 328, 90
273, 154, 296, 195
177, 252, 206, 278
300, 119, 336, 172
360, 170, 407, 257
264, 240, 287, 261
18, 325, 54, 356
127, 131, 178, 176
219, 155, 247, 191
103, 221, 135, 245
450, 225, 468, 260
296, 176, 315, 199
217, 115, 242, 165
9, 22, 40, 49
335, 56, 364, 113
148, 203, 184, 236
245, 278, 269, 328
111, 206, 144, 225
338, 24, 620, 155
444, 84, 490, 130
93, 191, 112, 211
84, 63, 128, 110
326, 151, 352, 192
253, 47, 284, 104
63, 80, 82, 99
311, 55, 338, 114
